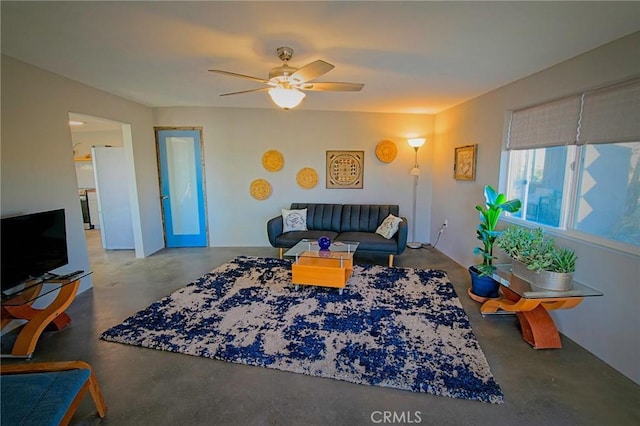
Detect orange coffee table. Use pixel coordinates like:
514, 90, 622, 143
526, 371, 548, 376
284, 239, 359, 295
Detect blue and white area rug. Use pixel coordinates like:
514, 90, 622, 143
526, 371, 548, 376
100, 256, 503, 404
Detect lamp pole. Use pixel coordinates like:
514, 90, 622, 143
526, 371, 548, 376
407, 138, 425, 249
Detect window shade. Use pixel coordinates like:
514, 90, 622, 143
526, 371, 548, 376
578, 78, 640, 145
507, 96, 581, 150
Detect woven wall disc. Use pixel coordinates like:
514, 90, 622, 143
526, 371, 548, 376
249, 179, 272, 200
375, 140, 397, 163
262, 150, 284, 172
296, 167, 318, 189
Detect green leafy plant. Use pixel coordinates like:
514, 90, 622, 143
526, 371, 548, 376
550, 247, 577, 273
496, 225, 577, 273
473, 185, 522, 276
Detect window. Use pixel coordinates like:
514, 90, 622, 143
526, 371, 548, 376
574, 142, 640, 246
507, 146, 572, 228
504, 78, 640, 251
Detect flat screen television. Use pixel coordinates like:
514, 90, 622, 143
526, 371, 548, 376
1, 208, 68, 293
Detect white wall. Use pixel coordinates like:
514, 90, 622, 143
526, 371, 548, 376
71, 129, 124, 158
153, 107, 434, 246
432, 32, 640, 383
1, 55, 164, 295
72, 128, 125, 189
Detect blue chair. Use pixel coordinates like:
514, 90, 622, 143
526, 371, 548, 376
1, 361, 108, 425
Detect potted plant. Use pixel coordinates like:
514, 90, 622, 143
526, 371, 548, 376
496, 225, 577, 291
469, 185, 522, 299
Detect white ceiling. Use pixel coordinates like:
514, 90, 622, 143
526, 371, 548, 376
2, 1, 639, 114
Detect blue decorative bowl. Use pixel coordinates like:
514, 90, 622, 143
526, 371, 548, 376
318, 236, 331, 250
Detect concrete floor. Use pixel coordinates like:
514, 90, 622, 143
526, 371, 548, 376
2, 230, 639, 425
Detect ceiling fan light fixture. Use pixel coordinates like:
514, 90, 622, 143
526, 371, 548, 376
210, 46, 362, 109
268, 87, 305, 110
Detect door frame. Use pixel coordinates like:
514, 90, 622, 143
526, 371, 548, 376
153, 126, 209, 247
70, 113, 146, 257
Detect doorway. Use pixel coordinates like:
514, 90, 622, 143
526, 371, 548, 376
154, 128, 208, 247
69, 113, 141, 258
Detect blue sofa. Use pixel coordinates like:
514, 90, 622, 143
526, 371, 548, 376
267, 203, 408, 266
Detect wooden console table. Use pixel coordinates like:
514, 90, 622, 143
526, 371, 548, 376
481, 265, 602, 349
1, 272, 89, 358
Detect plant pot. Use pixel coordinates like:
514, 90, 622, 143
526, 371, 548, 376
511, 259, 573, 291
511, 260, 538, 285
468, 265, 500, 298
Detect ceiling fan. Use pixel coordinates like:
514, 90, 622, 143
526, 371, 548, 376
209, 46, 364, 109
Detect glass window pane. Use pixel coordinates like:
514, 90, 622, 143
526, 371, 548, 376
166, 136, 200, 235
506, 146, 569, 227
574, 142, 640, 247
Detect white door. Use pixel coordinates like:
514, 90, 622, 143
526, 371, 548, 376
92, 146, 134, 249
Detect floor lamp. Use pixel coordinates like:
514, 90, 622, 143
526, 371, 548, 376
407, 138, 425, 249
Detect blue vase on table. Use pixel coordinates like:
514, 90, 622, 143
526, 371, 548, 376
318, 236, 331, 250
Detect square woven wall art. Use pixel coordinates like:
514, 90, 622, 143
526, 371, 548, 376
326, 150, 364, 189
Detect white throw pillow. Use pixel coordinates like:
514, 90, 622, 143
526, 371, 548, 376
282, 208, 308, 232
375, 214, 402, 239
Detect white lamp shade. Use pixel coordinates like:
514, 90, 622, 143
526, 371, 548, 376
268, 87, 306, 109
410, 167, 420, 176
408, 138, 426, 148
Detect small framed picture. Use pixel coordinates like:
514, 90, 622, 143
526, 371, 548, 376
454, 145, 477, 181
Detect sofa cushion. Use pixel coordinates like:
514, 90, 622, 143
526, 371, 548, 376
275, 231, 340, 248
290, 203, 342, 232
282, 208, 308, 232
375, 214, 403, 239
335, 231, 400, 252
340, 205, 399, 233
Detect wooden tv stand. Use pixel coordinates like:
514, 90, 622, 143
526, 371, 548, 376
1, 273, 87, 358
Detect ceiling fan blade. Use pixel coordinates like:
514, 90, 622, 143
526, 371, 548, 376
289, 60, 334, 84
208, 69, 270, 84
220, 87, 270, 97
298, 82, 364, 92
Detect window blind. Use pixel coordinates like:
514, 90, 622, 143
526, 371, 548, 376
507, 96, 581, 150
578, 78, 640, 145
